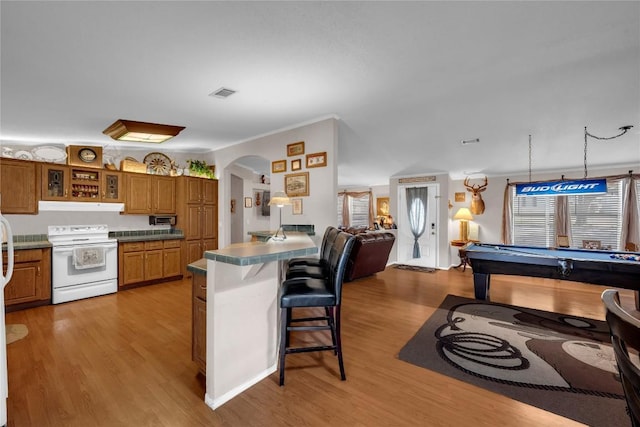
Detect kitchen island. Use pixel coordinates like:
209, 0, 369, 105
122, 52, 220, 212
202, 232, 317, 410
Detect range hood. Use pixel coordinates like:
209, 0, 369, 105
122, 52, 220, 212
38, 201, 125, 212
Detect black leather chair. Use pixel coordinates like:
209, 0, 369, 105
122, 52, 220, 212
278, 231, 356, 386
602, 289, 640, 427
286, 226, 340, 279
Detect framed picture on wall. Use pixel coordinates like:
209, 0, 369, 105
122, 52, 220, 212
285, 172, 309, 197
306, 151, 327, 168
272, 160, 286, 173
287, 141, 305, 157
292, 198, 303, 215
376, 197, 390, 217
291, 158, 302, 171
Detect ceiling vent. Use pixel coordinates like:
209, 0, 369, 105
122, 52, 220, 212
209, 87, 237, 99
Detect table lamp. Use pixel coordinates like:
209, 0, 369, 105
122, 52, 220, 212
453, 207, 474, 241
268, 191, 291, 240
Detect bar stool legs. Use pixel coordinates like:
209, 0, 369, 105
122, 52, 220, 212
278, 305, 346, 386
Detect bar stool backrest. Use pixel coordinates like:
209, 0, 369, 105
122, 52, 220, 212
602, 289, 640, 427
326, 231, 356, 303
320, 226, 341, 263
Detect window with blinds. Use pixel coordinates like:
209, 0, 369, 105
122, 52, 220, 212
336, 193, 370, 228
511, 180, 626, 249
569, 180, 622, 250
511, 187, 556, 246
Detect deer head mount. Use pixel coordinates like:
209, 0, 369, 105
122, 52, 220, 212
464, 176, 488, 215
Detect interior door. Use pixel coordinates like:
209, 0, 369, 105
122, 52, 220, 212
397, 183, 439, 267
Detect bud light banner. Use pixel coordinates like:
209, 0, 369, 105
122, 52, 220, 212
516, 179, 607, 197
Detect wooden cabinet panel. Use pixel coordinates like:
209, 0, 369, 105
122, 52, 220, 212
153, 176, 176, 214
41, 164, 69, 201
192, 273, 207, 375
124, 173, 152, 214
177, 177, 218, 278
202, 204, 217, 240
121, 252, 145, 285
202, 179, 217, 205
144, 241, 163, 251
163, 247, 182, 278
185, 205, 201, 240
186, 240, 203, 267
5, 262, 39, 304
119, 239, 184, 288
145, 250, 164, 281
0, 159, 38, 214
3, 248, 51, 309
102, 171, 124, 203
186, 178, 202, 204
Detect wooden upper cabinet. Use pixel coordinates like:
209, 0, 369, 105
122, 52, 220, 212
123, 173, 176, 215
202, 178, 217, 205
152, 176, 176, 214
0, 158, 38, 214
186, 177, 202, 204
40, 164, 70, 201
102, 170, 124, 203
123, 173, 152, 214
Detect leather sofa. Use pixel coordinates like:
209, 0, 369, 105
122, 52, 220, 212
344, 232, 395, 281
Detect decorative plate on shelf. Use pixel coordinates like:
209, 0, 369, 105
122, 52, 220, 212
14, 150, 33, 160
143, 152, 172, 175
31, 145, 67, 163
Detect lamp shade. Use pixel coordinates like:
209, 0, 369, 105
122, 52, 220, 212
102, 119, 185, 143
453, 207, 474, 221
268, 191, 291, 207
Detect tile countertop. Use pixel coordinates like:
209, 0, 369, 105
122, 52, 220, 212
3, 230, 185, 251
205, 232, 317, 266
187, 258, 207, 275
110, 229, 185, 242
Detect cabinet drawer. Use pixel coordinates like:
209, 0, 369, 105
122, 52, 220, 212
121, 242, 145, 252
144, 241, 163, 250
163, 239, 181, 249
193, 273, 206, 301
3, 249, 42, 263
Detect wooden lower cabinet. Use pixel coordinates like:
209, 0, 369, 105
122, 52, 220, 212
192, 272, 206, 375
118, 239, 183, 288
3, 248, 51, 311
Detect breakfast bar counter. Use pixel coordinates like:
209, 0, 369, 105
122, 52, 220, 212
202, 232, 317, 410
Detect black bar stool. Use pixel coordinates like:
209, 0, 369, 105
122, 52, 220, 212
286, 226, 340, 279
278, 231, 356, 386
602, 289, 640, 427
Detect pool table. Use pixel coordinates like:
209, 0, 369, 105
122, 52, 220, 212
464, 243, 640, 308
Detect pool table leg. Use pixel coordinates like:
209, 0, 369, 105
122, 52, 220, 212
636, 291, 640, 311
473, 273, 490, 300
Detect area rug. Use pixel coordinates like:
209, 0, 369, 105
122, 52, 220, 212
393, 264, 436, 273
398, 295, 628, 427
6, 324, 28, 345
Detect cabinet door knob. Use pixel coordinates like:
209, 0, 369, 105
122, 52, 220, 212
36, 266, 40, 276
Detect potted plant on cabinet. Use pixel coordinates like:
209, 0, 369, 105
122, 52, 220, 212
187, 159, 216, 179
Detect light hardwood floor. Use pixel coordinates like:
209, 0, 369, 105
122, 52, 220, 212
5, 266, 635, 427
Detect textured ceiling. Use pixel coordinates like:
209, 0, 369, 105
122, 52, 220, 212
1, 1, 638, 186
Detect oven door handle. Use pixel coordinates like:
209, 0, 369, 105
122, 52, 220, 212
52, 244, 117, 255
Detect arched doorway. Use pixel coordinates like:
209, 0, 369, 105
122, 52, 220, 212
227, 155, 270, 244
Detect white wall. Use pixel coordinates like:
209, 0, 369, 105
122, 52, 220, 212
213, 118, 338, 248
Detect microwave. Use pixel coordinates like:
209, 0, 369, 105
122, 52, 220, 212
149, 215, 176, 226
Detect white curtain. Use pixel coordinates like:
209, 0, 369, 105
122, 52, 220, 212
405, 187, 428, 258
620, 176, 640, 251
